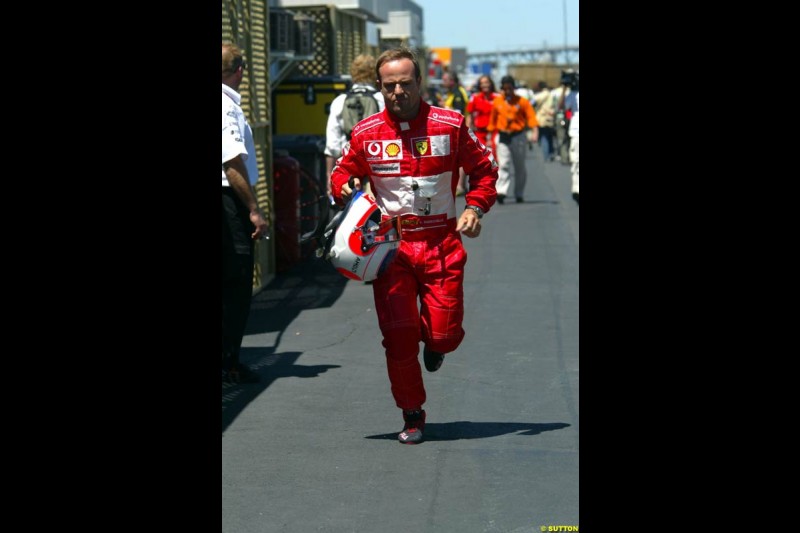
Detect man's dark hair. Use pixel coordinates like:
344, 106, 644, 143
500, 75, 515, 87
375, 47, 421, 82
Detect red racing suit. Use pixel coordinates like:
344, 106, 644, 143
331, 101, 498, 410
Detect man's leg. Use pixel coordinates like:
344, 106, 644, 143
494, 138, 512, 202
511, 135, 528, 200
419, 233, 466, 367
372, 249, 426, 411
569, 134, 579, 203
222, 191, 258, 383
541, 128, 553, 160
222, 254, 253, 361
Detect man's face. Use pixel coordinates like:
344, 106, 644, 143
378, 58, 421, 121
502, 83, 515, 97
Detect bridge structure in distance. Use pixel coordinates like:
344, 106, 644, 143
467, 45, 579, 69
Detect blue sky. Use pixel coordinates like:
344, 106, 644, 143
413, 0, 579, 54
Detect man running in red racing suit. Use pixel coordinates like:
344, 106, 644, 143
331, 47, 498, 444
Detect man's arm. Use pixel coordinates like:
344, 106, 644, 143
325, 156, 336, 199
456, 120, 495, 238
459, 121, 498, 213
224, 155, 269, 239
330, 139, 373, 205
324, 95, 346, 198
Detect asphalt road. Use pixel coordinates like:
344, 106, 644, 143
223, 144, 579, 533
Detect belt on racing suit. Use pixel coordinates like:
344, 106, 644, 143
382, 213, 455, 241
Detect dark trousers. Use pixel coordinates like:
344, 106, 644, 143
222, 188, 255, 368
539, 126, 557, 160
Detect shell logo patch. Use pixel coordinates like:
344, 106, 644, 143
365, 140, 403, 160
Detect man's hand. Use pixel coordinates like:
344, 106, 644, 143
456, 209, 482, 238
341, 176, 373, 202
249, 210, 269, 240
341, 176, 361, 202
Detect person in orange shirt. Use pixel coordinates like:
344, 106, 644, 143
487, 75, 538, 204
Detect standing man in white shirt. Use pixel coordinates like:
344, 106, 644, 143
222, 42, 269, 384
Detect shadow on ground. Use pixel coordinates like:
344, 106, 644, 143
223, 258, 348, 432
222, 347, 341, 431
364, 421, 570, 441
244, 257, 347, 339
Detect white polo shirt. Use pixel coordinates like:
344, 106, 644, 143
222, 84, 258, 186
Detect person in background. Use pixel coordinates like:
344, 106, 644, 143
324, 54, 385, 201
555, 69, 576, 164
441, 71, 471, 196
565, 74, 579, 204
330, 47, 498, 445
222, 42, 270, 384
441, 71, 469, 114
487, 74, 538, 204
532, 81, 557, 162
514, 80, 535, 103
466, 74, 501, 161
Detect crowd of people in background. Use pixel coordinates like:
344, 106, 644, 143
420, 67, 578, 205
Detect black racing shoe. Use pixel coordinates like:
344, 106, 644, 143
423, 348, 445, 372
223, 363, 261, 384
398, 409, 426, 444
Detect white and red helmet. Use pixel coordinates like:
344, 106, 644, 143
328, 191, 401, 281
